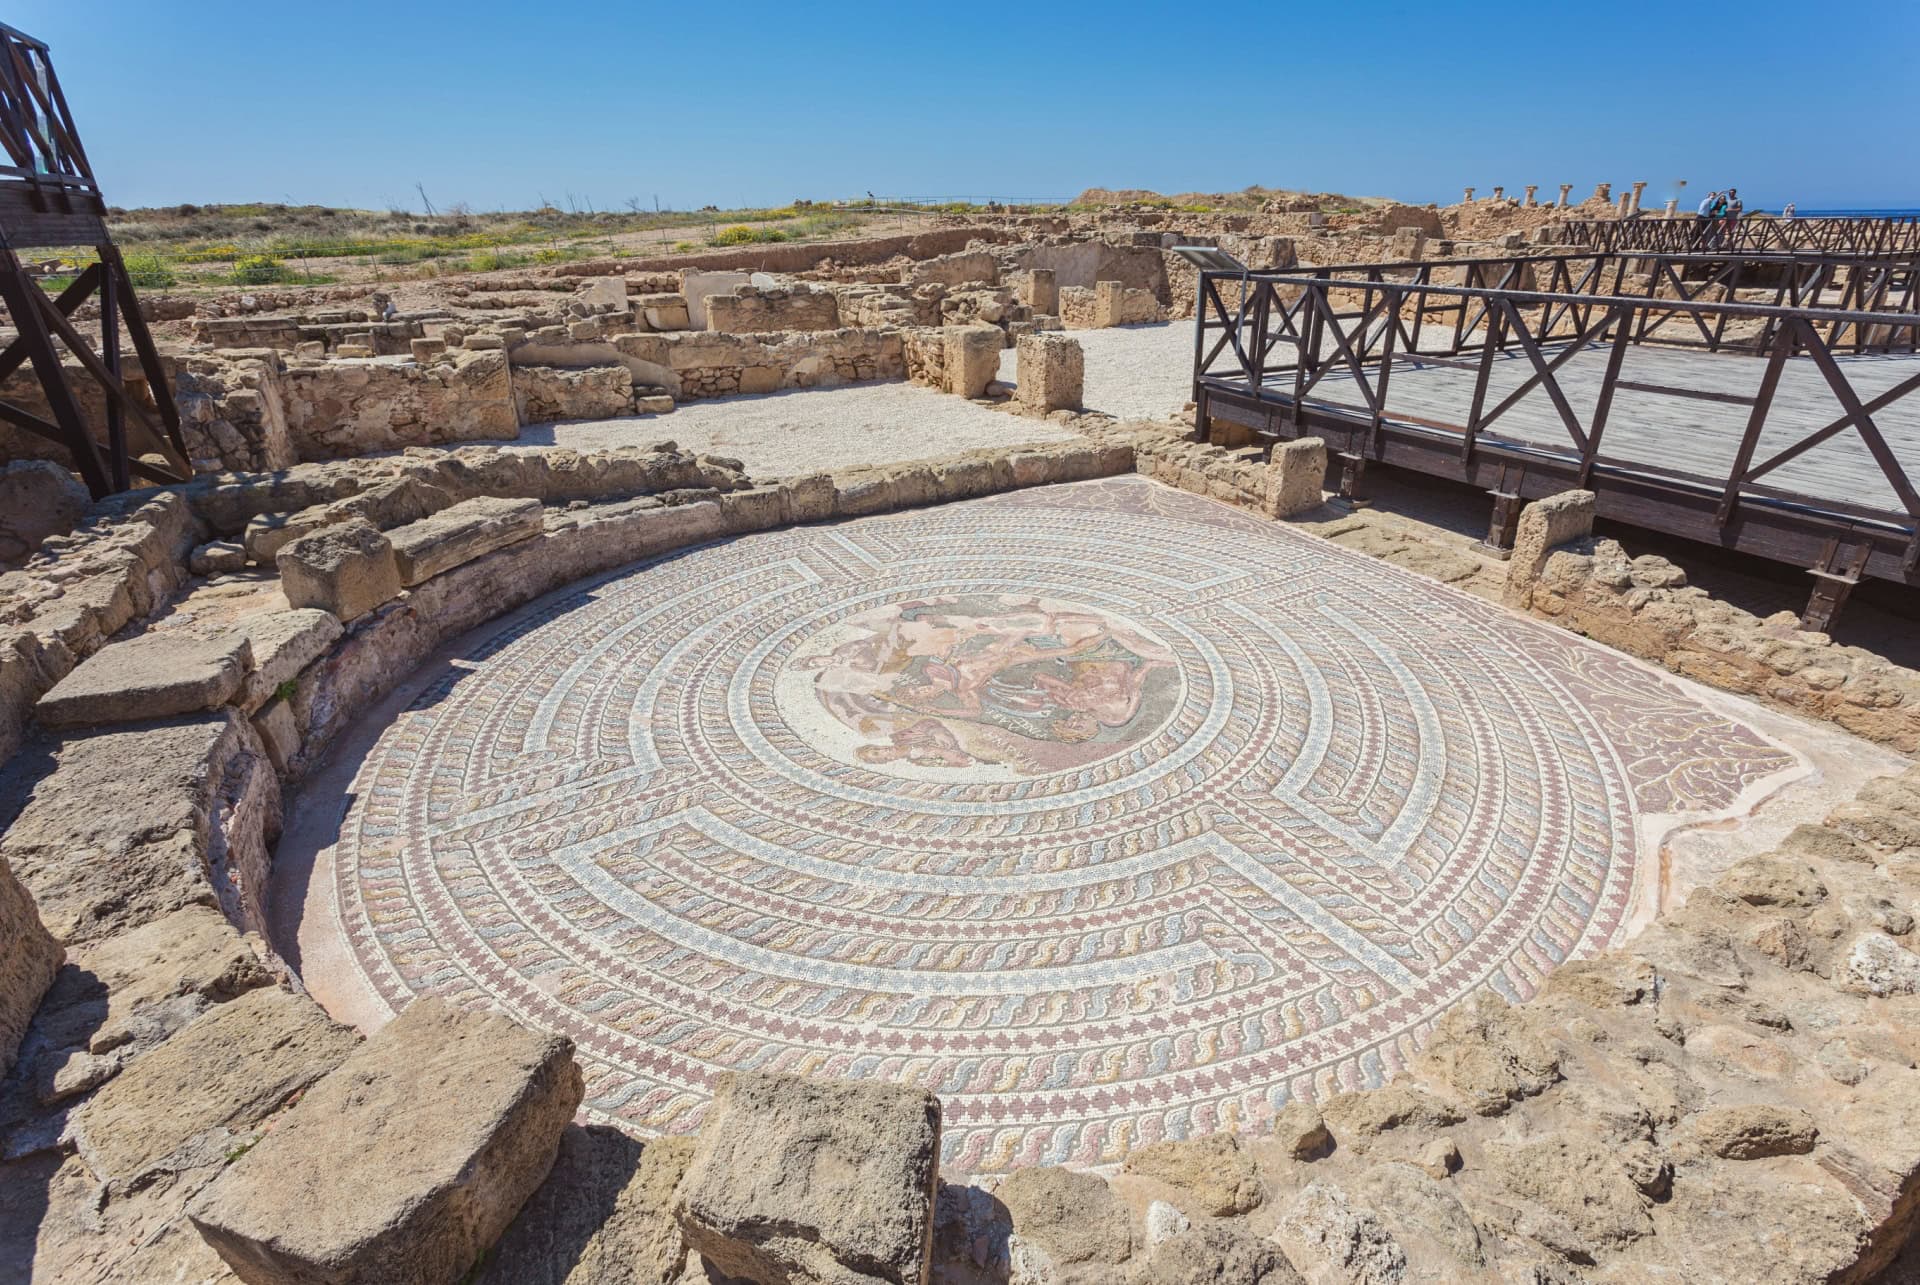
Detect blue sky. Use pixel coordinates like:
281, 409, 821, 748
20, 0, 1919, 213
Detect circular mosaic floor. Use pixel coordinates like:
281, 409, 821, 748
326, 477, 1796, 1171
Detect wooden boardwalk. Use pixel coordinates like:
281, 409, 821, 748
1287, 343, 1920, 517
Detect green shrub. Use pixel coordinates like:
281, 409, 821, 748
121, 253, 177, 288
231, 254, 297, 285
710, 225, 789, 246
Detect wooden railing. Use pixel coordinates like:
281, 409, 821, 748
1558, 216, 1920, 257
1191, 261, 1920, 597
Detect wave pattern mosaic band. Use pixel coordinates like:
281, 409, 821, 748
329, 478, 1797, 1171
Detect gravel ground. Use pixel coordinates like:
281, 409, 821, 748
524, 381, 1078, 478
522, 320, 1195, 477
999, 322, 1193, 422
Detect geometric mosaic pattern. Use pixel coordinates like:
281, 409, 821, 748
329, 477, 1797, 1171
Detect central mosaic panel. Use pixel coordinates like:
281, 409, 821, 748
329, 477, 1796, 1171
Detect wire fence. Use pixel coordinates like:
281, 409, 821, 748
34, 197, 1059, 291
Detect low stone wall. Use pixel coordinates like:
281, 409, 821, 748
604, 327, 905, 400
704, 283, 841, 333
1135, 429, 1920, 757
1009, 239, 1171, 299
1060, 281, 1167, 328
279, 351, 516, 458
554, 226, 1020, 278
1508, 504, 1920, 754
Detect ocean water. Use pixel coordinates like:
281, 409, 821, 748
1789, 209, 1920, 218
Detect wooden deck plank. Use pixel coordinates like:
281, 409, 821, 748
1253, 343, 1920, 516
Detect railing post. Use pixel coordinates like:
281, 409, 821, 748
1716, 321, 1797, 525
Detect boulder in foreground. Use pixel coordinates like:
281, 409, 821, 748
674, 1070, 942, 1285
189, 996, 582, 1285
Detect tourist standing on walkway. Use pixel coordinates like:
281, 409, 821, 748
1696, 190, 1723, 246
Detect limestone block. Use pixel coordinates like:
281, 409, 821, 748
785, 473, 836, 523
577, 275, 628, 312
637, 294, 692, 331
682, 271, 752, 330
835, 470, 899, 517
1095, 279, 1127, 328
0, 459, 89, 568
464, 333, 505, 351
0, 853, 61, 1077
235, 608, 344, 711
674, 1071, 941, 1285
245, 478, 454, 564
994, 1165, 1133, 1268
1022, 267, 1059, 315
1122, 1132, 1265, 1216
74, 987, 356, 1195
409, 337, 447, 363
1390, 227, 1429, 260
1015, 333, 1083, 412
189, 997, 583, 1285
190, 540, 248, 576
1148, 1224, 1299, 1284
36, 629, 254, 729
634, 394, 674, 414
478, 1126, 694, 1285
277, 519, 402, 623
333, 344, 373, 358
1263, 437, 1328, 518
387, 497, 544, 587
944, 326, 1002, 399
0, 712, 281, 944
1503, 489, 1595, 608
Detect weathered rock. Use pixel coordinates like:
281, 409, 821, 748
993, 1164, 1132, 1269
479, 1126, 694, 1285
1682, 1104, 1818, 1159
35, 628, 253, 729
1504, 489, 1594, 608
1415, 993, 1560, 1116
1717, 855, 1828, 908
190, 997, 582, 1285
0, 712, 280, 943
191, 539, 249, 576
930, 1180, 1014, 1283
1272, 1101, 1333, 1160
73, 986, 354, 1194
1015, 333, 1083, 412
1263, 437, 1326, 519
943, 326, 1002, 399
0, 459, 89, 568
1484, 1134, 1652, 1255
1352, 1161, 1482, 1271
1147, 1224, 1301, 1284
14, 903, 272, 1119
0, 853, 61, 1076
1841, 933, 1920, 997
387, 496, 544, 586
674, 1071, 941, 1285
1826, 801, 1920, 851
235, 608, 343, 710
276, 518, 402, 622
1320, 1084, 1462, 1149
1122, 1131, 1264, 1216
1275, 1180, 1406, 1285
1778, 823, 1874, 865
1143, 1199, 1189, 1249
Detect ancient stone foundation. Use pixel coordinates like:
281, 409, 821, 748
1015, 332, 1083, 412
